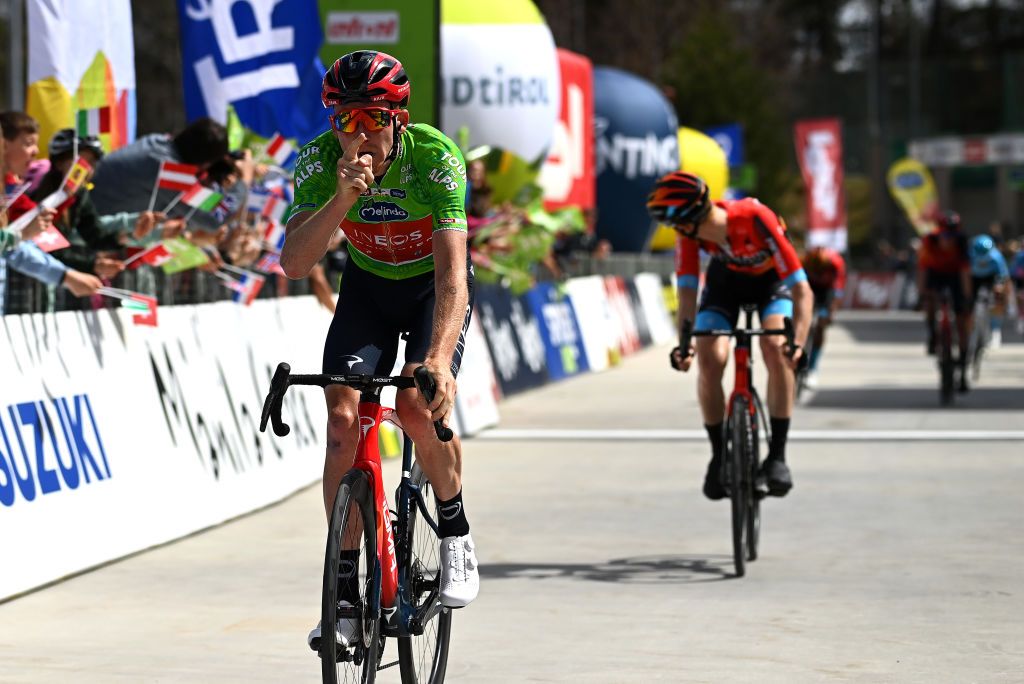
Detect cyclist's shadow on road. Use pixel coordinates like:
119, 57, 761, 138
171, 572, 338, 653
480, 555, 736, 584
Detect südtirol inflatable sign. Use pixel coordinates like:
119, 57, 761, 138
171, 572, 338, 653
441, 0, 560, 166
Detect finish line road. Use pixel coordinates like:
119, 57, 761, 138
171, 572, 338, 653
1, 312, 1022, 682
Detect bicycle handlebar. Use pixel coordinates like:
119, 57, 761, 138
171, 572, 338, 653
259, 362, 454, 443
674, 317, 797, 369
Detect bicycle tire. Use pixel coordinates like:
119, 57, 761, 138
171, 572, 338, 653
747, 392, 769, 562
939, 322, 955, 406
322, 469, 380, 684
971, 297, 989, 381
398, 464, 452, 684
728, 397, 752, 577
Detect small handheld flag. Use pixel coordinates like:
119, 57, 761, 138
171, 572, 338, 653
124, 243, 173, 269
31, 226, 71, 252
265, 133, 296, 168
76, 107, 111, 137
149, 160, 200, 212
180, 184, 224, 212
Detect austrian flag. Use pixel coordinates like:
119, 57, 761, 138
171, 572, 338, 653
181, 184, 223, 212
156, 161, 199, 192
265, 133, 296, 167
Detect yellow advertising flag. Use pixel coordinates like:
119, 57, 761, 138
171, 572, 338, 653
649, 127, 729, 252
886, 158, 938, 235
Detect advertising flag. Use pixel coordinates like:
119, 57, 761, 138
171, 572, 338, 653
159, 237, 211, 274
27, 0, 135, 153
539, 49, 595, 212
887, 157, 939, 236
176, 0, 326, 142
794, 118, 847, 252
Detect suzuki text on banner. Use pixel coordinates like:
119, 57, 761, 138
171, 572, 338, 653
794, 118, 848, 252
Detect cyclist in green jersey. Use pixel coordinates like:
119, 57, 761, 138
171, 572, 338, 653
280, 51, 479, 651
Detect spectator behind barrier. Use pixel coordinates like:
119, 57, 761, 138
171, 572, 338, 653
0, 111, 103, 314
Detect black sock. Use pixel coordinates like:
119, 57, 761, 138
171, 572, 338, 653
436, 490, 470, 538
768, 417, 790, 462
705, 423, 724, 463
336, 550, 360, 603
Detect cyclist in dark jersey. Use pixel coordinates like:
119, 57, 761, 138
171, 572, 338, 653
279, 51, 478, 651
801, 245, 847, 388
648, 172, 812, 500
916, 210, 971, 390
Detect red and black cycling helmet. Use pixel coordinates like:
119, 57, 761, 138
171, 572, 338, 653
321, 50, 411, 109
935, 209, 961, 232
647, 171, 711, 237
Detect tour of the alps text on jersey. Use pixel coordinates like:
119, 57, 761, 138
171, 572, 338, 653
294, 145, 323, 189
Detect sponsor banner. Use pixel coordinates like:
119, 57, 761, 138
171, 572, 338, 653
564, 275, 618, 371
624, 280, 653, 347
521, 282, 590, 381
453, 316, 501, 436
909, 134, 1024, 166
475, 283, 548, 395
845, 272, 906, 311
633, 273, 676, 345
320, 0, 439, 126
177, 0, 326, 142
0, 297, 332, 599
593, 66, 679, 252
603, 276, 643, 356
539, 48, 595, 211
442, 2, 560, 165
794, 118, 848, 252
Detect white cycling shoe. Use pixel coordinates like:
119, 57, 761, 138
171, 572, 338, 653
439, 533, 479, 608
804, 371, 820, 390
307, 601, 359, 652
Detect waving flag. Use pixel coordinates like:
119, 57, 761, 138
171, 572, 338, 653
262, 194, 288, 227
176, 0, 326, 143
265, 133, 297, 168
156, 161, 199, 192
124, 243, 173, 270
180, 184, 223, 212
263, 221, 287, 252
159, 237, 210, 274
31, 226, 71, 252
76, 107, 111, 137
232, 272, 265, 306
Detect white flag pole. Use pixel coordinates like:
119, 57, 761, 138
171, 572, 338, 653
147, 160, 164, 213
161, 191, 186, 215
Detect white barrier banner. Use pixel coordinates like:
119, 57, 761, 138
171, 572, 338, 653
0, 297, 331, 599
454, 316, 501, 436
633, 273, 675, 345
564, 276, 616, 371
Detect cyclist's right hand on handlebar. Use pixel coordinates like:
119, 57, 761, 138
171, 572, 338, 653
670, 345, 694, 372
336, 133, 374, 201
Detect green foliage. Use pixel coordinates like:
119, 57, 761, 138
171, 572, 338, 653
661, 3, 794, 208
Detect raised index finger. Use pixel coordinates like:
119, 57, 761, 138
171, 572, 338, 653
343, 132, 367, 163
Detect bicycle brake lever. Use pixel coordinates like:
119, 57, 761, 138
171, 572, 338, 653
413, 366, 454, 443
782, 317, 797, 358
260, 362, 292, 437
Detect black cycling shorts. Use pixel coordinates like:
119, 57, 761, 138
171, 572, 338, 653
695, 260, 793, 330
322, 257, 475, 377
924, 270, 967, 314
970, 274, 998, 310
811, 284, 835, 316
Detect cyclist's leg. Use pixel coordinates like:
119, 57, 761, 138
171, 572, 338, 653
808, 287, 830, 373
922, 271, 939, 353
321, 260, 399, 516
395, 261, 478, 607
694, 262, 737, 500
758, 277, 795, 495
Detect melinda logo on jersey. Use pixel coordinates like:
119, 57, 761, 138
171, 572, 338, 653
359, 201, 409, 222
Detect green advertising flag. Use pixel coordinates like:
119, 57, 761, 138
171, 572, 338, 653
317, 1, 440, 126
160, 237, 211, 275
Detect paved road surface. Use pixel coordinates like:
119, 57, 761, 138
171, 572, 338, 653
2, 312, 1022, 682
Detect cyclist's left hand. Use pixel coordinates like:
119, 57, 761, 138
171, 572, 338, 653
421, 360, 456, 426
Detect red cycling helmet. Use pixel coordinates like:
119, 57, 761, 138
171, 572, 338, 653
322, 50, 411, 109
936, 210, 961, 231
646, 171, 711, 237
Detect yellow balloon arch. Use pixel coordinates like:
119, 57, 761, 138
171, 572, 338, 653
649, 126, 729, 251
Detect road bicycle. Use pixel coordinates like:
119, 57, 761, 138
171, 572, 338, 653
934, 292, 957, 406
968, 285, 993, 381
261, 362, 454, 684
680, 306, 795, 578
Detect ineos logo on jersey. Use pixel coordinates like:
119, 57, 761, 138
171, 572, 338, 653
359, 201, 409, 222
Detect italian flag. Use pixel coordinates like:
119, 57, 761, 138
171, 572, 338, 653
76, 107, 111, 137
180, 184, 223, 212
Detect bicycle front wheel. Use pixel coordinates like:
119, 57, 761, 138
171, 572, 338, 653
728, 397, 753, 578
398, 464, 451, 684
323, 469, 380, 684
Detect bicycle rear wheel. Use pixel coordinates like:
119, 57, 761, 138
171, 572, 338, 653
747, 392, 769, 562
398, 464, 451, 684
728, 397, 753, 577
323, 469, 380, 684
939, 320, 955, 406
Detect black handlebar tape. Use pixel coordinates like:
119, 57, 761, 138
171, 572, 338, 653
413, 366, 455, 443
